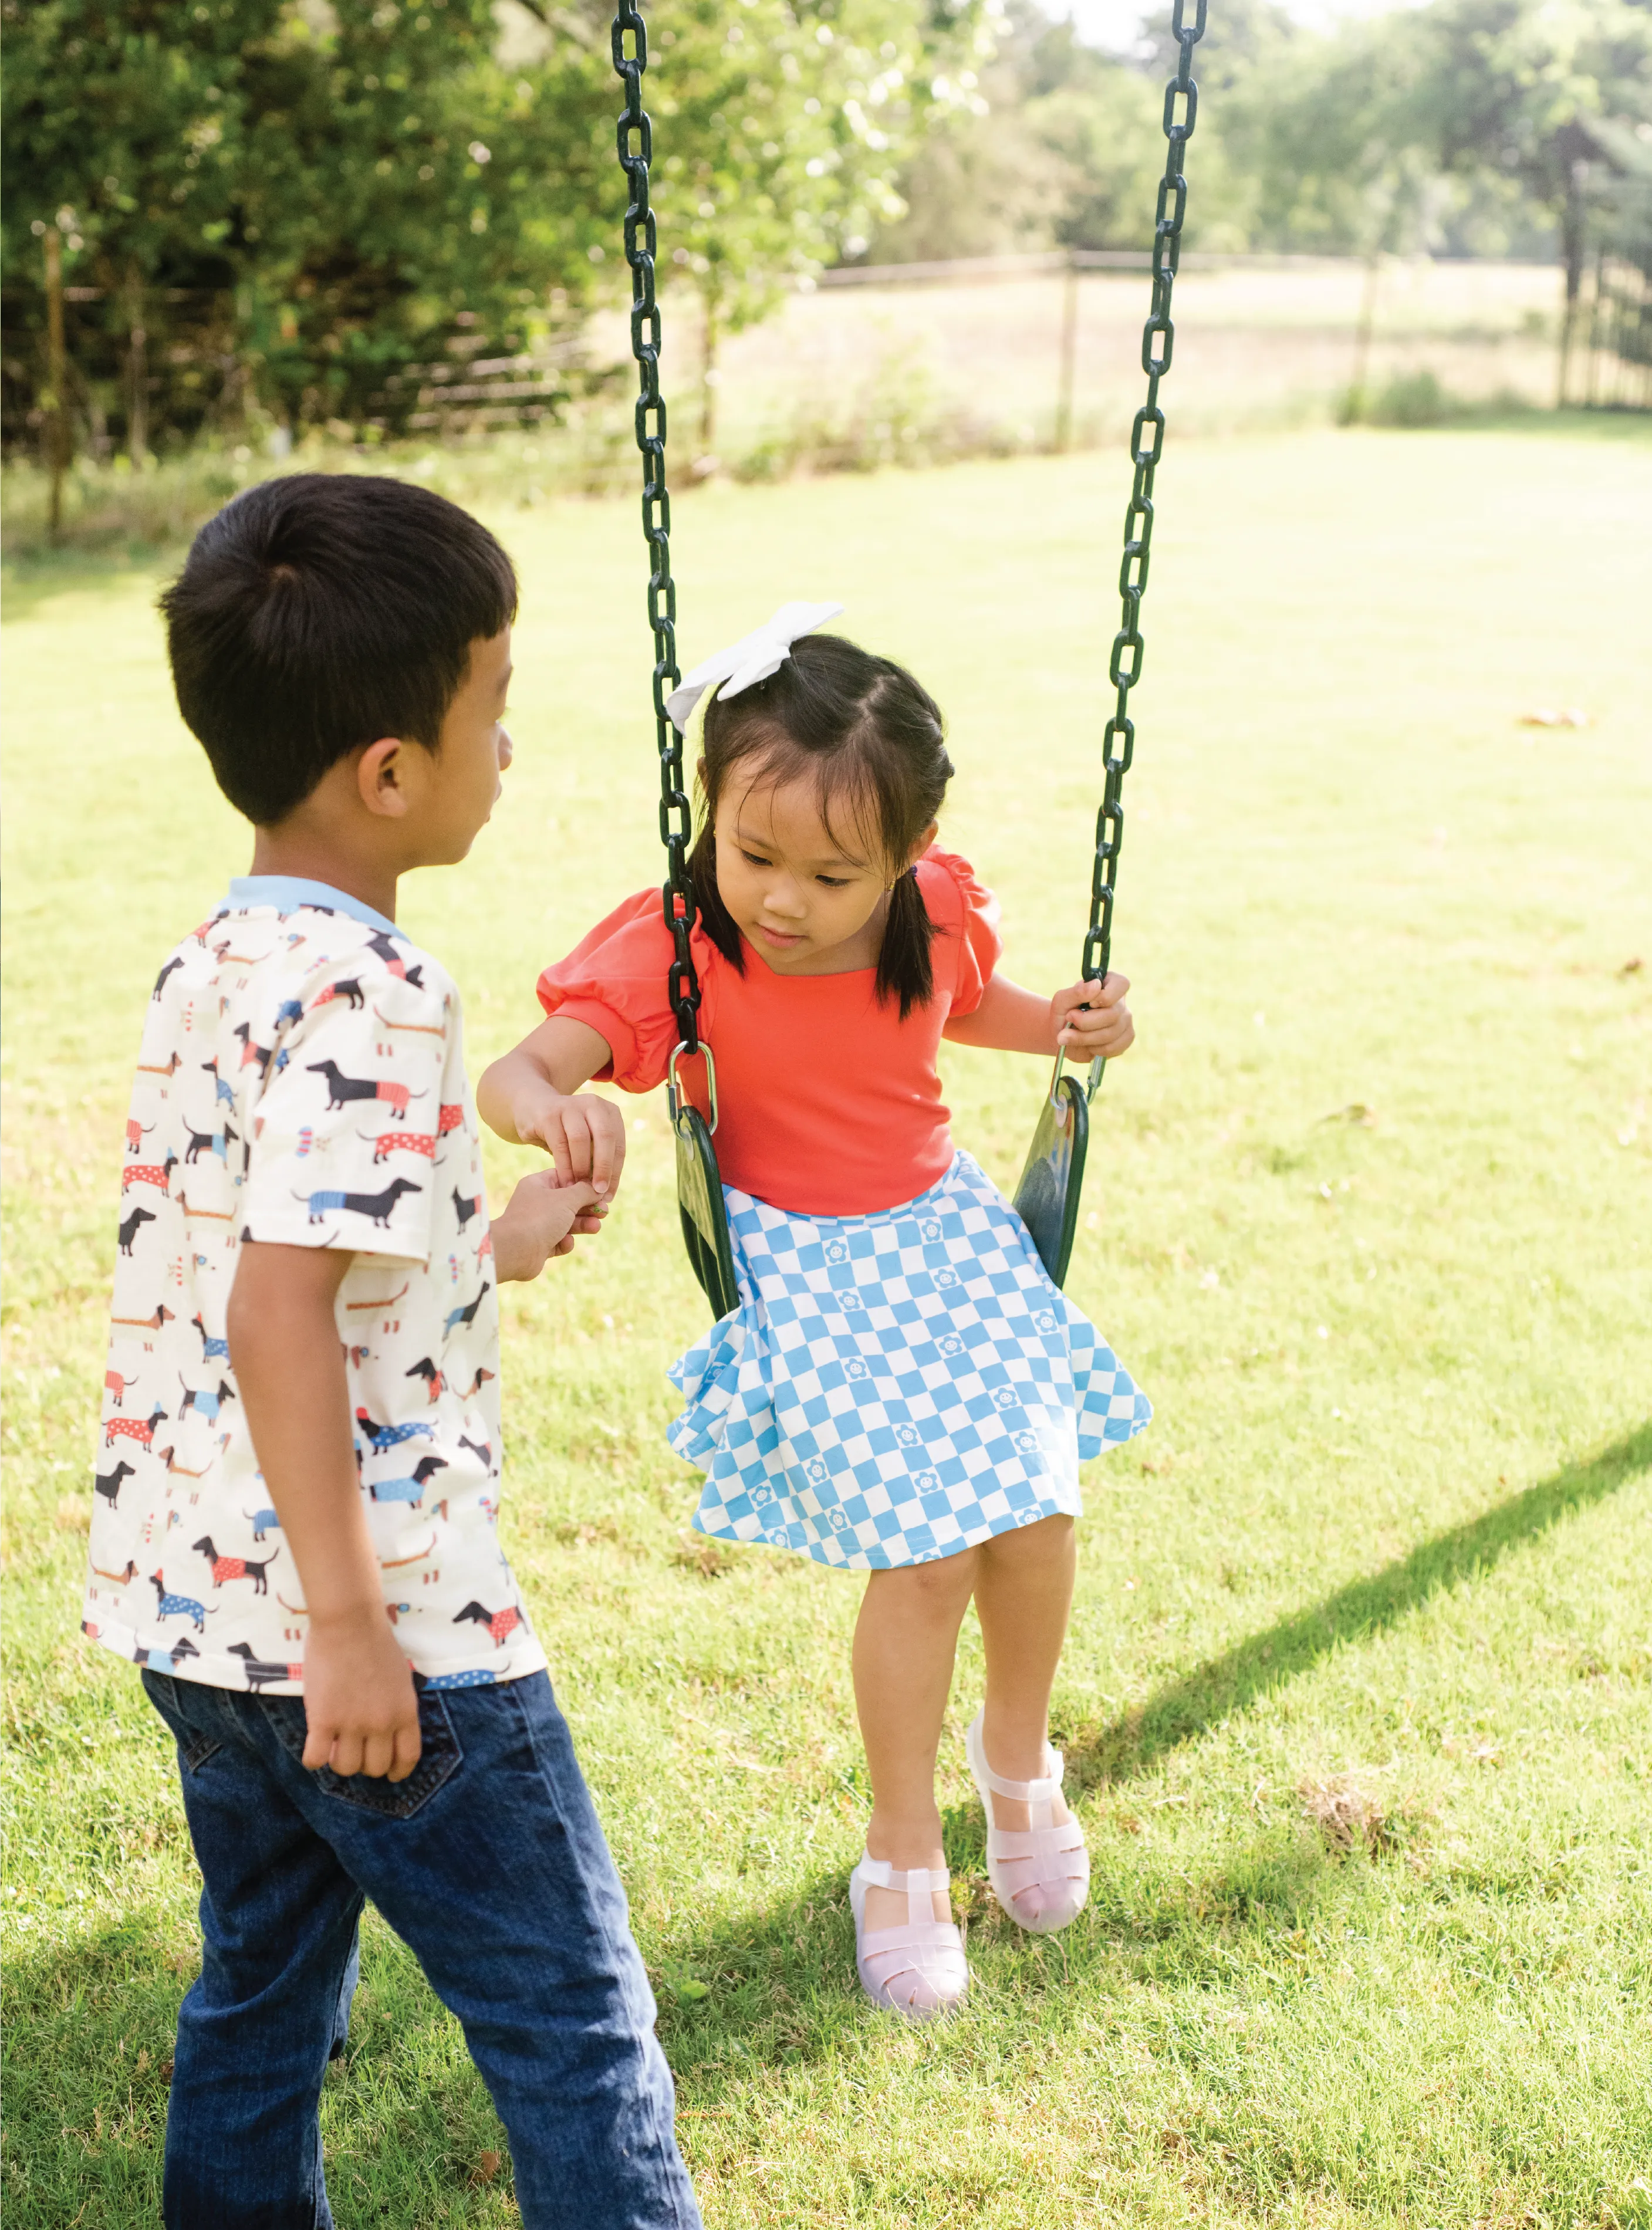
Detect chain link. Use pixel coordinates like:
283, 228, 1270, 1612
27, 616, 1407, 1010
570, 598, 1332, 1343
1083, 0, 1207, 990
612, 0, 704, 1052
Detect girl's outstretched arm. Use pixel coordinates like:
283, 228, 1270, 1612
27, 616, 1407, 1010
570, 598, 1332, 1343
942, 972, 1134, 1064
477, 1016, 629, 1197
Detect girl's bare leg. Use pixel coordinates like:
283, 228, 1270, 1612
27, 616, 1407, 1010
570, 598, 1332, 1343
853, 1549, 979, 1927
971, 1514, 1077, 1833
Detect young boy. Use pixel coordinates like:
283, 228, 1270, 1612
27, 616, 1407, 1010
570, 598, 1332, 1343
82, 473, 702, 2230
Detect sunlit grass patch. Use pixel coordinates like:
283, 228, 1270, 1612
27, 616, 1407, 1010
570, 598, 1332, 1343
4, 424, 1650, 2225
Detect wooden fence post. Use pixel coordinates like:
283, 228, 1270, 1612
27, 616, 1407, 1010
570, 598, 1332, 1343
1054, 252, 1079, 452
43, 223, 72, 540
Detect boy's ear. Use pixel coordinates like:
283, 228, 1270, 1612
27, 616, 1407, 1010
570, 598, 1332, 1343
357, 737, 413, 819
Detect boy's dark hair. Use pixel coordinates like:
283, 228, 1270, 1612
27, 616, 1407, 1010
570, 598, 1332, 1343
161, 472, 518, 825
688, 633, 954, 1018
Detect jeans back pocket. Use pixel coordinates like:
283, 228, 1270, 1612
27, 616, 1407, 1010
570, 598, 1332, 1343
268, 1687, 465, 1821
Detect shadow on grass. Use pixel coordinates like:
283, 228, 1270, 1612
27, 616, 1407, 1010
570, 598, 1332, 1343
653, 1423, 1652, 2074
1, 1917, 517, 2226
1075, 1420, 1652, 1788
651, 1804, 1373, 2093
11, 1432, 1644, 2165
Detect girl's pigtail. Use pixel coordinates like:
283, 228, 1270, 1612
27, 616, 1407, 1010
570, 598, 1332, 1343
877, 864, 937, 1021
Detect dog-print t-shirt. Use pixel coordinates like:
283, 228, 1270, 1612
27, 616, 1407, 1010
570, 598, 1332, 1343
82, 877, 548, 1696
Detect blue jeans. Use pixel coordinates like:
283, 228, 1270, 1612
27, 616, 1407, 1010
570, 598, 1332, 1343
141, 1667, 702, 2230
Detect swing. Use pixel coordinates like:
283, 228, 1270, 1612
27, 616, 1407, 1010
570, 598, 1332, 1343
608, 0, 1208, 1316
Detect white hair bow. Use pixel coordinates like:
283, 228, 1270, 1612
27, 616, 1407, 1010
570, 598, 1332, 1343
664, 600, 845, 735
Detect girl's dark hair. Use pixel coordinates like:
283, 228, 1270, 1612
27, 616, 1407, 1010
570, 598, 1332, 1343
162, 472, 518, 825
687, 633, 954, 1018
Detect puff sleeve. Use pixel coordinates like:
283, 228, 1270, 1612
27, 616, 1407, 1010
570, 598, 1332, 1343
920, 847, 1002, 1019
535, 890, 700, 1093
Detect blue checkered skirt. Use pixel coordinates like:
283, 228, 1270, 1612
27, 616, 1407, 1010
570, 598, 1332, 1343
667, 1151, 1151, 1570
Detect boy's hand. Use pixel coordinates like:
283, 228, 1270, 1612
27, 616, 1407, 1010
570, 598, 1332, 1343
301, 1606, 422, 1780
511, 1085, 627, 1198
491, 1170, 604, 1282
1050, 972, 1134, 1063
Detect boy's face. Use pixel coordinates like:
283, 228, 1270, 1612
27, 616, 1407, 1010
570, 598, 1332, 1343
418, 626, 514, 863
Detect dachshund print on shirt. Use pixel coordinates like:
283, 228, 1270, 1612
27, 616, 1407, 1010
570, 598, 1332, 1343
82, 886, 545, 1698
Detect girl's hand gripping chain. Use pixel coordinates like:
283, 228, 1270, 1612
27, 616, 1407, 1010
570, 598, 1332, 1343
1051, 972, 1134, 1065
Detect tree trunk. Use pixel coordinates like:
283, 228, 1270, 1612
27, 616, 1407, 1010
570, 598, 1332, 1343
126, 267, 149, 466
1344, 254, 1381, 425
1557, 160, 1587, 408
699, 288, 718, 461
43, 225, 71, 540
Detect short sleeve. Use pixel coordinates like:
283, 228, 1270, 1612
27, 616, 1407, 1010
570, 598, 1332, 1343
535, 890, 688, 1093
921, 847, 1002, 1018
240, 971, 448, 1260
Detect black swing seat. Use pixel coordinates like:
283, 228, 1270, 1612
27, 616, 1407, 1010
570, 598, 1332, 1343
675, 1039, 1093, 1317
1011, 1057, 1095, 1290
669, 1044, 740, 1320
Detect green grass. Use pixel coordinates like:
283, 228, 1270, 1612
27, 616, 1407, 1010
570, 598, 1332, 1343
4, 421, 1651, 2226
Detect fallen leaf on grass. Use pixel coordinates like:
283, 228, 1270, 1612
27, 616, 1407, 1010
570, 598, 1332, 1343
671, 1532, 733, 1580
673, 1978, 711, 2003
1299, 1773, 1425, 1856
553, 1517, 621, 1549
1317, 1102, 1377, 1127
1518, 707, 1589, 728
1620, 956, 1643, 976
469, 2149, 502, 2187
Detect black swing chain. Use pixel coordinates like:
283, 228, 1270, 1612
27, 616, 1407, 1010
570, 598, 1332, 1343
1084, 0, 1207, 994
612, 0, 703, 1055
610, 0, 1202, 1023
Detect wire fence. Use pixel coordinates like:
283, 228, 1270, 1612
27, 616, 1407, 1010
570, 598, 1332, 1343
1558, 250, 1652, 410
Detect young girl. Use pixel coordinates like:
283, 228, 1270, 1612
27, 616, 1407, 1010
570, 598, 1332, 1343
479, 606, 1150, 2019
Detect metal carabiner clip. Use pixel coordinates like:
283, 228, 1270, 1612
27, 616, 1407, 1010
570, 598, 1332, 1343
667, 1039, 720, 1134
1047, 1044, 1107, 1114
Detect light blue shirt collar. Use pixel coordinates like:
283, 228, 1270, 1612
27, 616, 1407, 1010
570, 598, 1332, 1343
218, 876, 403, 940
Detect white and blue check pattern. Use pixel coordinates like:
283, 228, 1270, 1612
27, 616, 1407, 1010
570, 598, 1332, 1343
668, 1152, 1150, 1570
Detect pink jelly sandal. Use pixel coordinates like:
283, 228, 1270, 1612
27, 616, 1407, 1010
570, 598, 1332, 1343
848, 1853, 969, 2020
965, 1710, 1090, 1935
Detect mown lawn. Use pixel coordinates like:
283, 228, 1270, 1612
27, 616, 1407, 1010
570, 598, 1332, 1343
4, 421, 1650, 2227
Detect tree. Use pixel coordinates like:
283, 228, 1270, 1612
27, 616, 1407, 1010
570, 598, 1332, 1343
2, 0, 988, 452
1, 0, 266, 459
1406, 0, 1652, 338
871, 0, 1258, 267
229, 0, 615, 431
607, 0, 998, 452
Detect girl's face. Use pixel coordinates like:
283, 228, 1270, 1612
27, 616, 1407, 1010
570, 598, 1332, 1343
711, 765, 933, 975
